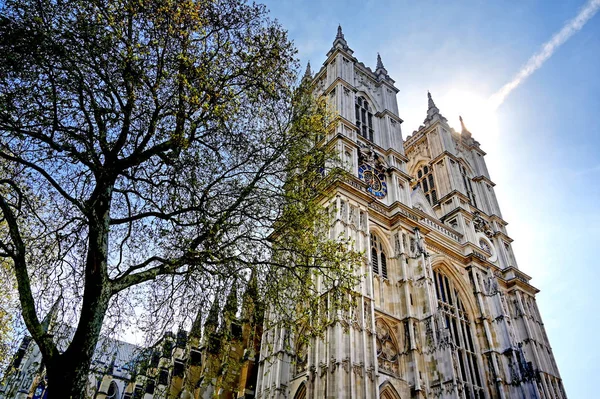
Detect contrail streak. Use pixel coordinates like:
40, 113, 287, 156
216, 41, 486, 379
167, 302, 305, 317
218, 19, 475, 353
489, 0, 600, 110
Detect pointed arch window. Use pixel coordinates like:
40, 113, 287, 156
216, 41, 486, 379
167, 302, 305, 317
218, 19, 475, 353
293, 382, 307, 399
371, 234, 387, 279
415, 165, 437, 205
460, 164, 477, 208
434, 271, 484, 398
356, 96, 374, 142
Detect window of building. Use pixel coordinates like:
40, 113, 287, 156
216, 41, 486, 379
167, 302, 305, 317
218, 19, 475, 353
434, 271, 484, 398
106, 382, 119, 399
415, 165, 437, 205
371, 234, 388, 279
460, 165, 477, 208
356, 96, 374, 142
479, 239, 490, 253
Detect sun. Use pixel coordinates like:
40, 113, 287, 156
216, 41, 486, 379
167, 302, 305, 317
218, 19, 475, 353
438, 89, 499, 141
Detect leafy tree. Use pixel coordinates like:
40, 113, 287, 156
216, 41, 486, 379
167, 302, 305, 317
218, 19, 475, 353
0, 0, 361, 397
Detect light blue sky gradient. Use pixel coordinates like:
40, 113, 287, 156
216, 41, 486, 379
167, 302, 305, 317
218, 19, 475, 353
261, 0, 600, 396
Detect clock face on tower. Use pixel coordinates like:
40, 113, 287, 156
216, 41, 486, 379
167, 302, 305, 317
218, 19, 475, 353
358, 164, 387, 198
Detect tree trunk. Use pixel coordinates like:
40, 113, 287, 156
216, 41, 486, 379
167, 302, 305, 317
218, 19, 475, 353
44, 187, 113, 399
44, 289, 111, 399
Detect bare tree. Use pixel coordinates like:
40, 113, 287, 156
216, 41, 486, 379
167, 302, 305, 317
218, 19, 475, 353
0, 0, 361, 397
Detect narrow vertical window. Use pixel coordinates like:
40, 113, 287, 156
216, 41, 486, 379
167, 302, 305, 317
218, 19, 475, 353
461, 165, 477, 208
415, 164, 437, 206
356, 96, 374, 142
371, 234, 388, 279
434, 271, 484, 398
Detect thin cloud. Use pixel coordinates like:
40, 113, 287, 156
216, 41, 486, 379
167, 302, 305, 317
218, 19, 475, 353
489, 0, 600, 109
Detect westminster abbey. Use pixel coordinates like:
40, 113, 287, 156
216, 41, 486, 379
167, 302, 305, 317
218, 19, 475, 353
0, 27, 565, 399
254, 27, 566, 399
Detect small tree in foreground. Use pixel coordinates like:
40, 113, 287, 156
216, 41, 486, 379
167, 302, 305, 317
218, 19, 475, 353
0, 0, 361, 397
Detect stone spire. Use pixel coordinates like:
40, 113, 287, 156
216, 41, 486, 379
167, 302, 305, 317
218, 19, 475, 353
328, 24, 352, 55
375, 53, 388, 78
336, 24, 344, 41
376, 53, 384, 70
223, 283, 238, 321
204, 298, 220, 333
459, 115, 472, 136
303, 61, 312, 81
424, 91, 446, 124
190, 306, 203, 339
41, 295, 62, 334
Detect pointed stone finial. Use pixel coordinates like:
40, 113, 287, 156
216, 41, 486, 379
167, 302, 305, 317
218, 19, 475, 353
424, 91, 446, 124
427, 91, 436, 109
331, 24, 348, 50
459, 115, 472, 138
41, 295, 62, 334
303, 61, 312, 79
375, 53, 388, 78
190, 306, 203, 339
204, 298, 220, 332
337, 24, 344, 40
377, 53, 384, 70
224, 283, 238, 320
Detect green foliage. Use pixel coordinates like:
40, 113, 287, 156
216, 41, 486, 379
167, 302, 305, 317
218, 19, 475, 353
0, 0, 361, 396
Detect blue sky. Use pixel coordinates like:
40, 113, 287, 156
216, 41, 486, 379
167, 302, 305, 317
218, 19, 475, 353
261, 0, 600, 396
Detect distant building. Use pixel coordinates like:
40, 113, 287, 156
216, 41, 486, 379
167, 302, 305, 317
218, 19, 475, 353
0, 280, 262, 399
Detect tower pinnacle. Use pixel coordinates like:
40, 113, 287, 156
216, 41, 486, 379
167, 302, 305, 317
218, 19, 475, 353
459, 115, 472, 139
376, 53, 384, 70
303, 61, 312, 80
375, 53, 388, 78
329, 24, 350, 54
336, 24, 344, 40
424, 91, 446, 124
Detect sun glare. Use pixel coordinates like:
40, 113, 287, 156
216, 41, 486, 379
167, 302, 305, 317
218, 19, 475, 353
439, 89, 499, 141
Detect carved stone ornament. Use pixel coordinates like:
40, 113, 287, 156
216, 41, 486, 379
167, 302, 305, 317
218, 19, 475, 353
366, 365, 376, 381
352, 362, 364, 377
330, 356, 338, 373
342, 357, 351, 373
309, 365, 316, 382
472, 211, 493, 238
414, 227, 429, 257
375, 319, 400, 375
319, 361, 328, 378
358, 143, 389, 171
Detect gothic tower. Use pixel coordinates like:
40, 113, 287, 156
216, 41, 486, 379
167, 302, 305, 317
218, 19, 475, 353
255, 27, 566, 399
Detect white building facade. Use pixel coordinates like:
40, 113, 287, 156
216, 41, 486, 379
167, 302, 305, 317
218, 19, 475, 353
255, 27, 565, 399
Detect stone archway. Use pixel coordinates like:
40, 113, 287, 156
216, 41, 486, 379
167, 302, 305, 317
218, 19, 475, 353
379, 381, 402, 399
293, 382, 307, 399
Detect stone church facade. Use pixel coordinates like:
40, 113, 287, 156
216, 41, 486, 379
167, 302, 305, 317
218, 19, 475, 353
255, 27, 566, 399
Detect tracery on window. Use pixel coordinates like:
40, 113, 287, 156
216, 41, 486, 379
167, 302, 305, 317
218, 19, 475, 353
375, 319, 399, 376
415, 165, 437, 205
371, 234, 388, 279
293, 382, 307, 399
356, 96, 374, 142
434, 271, 484, 398
460, 164, 477, 207
479, 239, 490, 253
